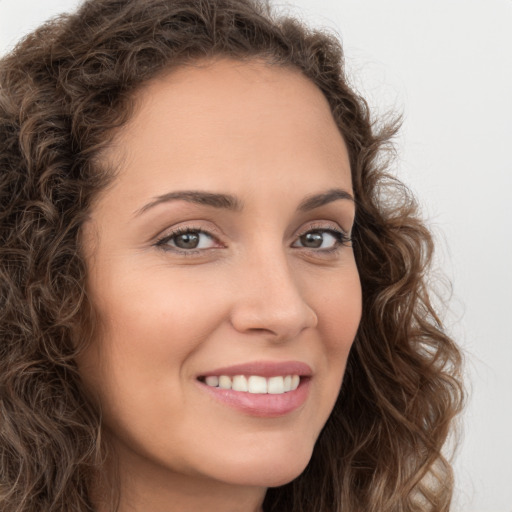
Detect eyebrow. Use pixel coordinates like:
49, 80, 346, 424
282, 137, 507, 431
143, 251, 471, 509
298, 188, 354, 211
134, 187, 354, 217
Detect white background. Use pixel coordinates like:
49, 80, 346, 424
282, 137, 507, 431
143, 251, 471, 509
1, 1, 511, 511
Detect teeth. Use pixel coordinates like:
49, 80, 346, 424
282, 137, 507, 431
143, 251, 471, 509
218, 375, 232, 389
203, 374, 301, 394
248, 376, 267, 394
205, 376, 219, 387
268, 376, 284, 394
232, 375, 248, 392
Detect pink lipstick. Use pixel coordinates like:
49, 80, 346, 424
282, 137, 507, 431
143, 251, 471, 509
196, 360, 312, 417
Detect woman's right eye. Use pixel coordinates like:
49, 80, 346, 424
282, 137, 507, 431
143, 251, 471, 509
155, 227, 219, 253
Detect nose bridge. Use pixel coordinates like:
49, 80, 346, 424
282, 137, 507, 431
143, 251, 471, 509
229, 241, 318, 341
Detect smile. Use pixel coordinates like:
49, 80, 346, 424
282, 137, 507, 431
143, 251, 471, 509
201, 374, 301, 394
196, 361, 312, 417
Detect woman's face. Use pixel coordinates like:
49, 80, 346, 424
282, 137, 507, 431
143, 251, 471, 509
79, 59, 361, 494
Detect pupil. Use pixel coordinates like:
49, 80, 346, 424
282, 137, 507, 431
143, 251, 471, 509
176, 232, 199, 249
302, 232, 323, 248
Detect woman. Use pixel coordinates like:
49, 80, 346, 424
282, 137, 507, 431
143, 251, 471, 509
0, 0, 464, 510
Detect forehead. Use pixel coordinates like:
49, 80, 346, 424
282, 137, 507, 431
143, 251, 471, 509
130, 57, 337, 129
97, 58, 351, 208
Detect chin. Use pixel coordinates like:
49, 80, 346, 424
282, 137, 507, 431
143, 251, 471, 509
208, 441, 314, 488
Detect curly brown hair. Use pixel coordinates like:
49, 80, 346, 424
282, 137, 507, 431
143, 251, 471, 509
0, 0, 464, 510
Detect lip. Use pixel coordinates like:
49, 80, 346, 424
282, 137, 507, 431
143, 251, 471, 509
198, 360, 313, 378
196, 360, 312, 418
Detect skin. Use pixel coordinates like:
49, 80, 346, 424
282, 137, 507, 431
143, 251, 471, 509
79, 58, 362, 512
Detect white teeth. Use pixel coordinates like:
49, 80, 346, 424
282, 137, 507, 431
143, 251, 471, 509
267, 376, 284, 394
232, 375, 248, 392
218, 375, 232, 389
203, 374, 302, 394
205, 376, 219, 387
248, 375, 267, 394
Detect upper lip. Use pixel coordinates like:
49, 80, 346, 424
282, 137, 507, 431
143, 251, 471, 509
198, 360, 313, 378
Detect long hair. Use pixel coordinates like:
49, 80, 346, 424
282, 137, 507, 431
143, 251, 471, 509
0, 0, 464, 510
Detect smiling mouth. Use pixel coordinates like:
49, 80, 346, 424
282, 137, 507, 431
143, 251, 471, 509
196, 363, 312, 416
198, 374, 302, 395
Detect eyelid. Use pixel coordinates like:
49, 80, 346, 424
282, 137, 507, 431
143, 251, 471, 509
155, 221, 222, 240
296, 221, 350, 238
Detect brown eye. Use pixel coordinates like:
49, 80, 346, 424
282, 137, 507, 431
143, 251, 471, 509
156, 228, 218, 252
294, 229, 349, 251
300, 232, 324, 248
174, 232, 200, 249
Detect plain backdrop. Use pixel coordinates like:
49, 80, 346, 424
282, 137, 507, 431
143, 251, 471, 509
1, 1, 511, 511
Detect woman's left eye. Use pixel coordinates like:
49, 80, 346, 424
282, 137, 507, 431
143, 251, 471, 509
292, 228, 351, 252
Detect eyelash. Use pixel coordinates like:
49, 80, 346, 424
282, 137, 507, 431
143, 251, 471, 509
154, 223, 352, 257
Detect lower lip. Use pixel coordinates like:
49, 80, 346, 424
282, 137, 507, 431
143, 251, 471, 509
197, 378, 311, 417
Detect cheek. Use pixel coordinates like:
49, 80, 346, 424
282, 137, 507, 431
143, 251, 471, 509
95, 266, 224, 350
77, 270, 230, 457
78, 268, 226, 408
312, 264, 362, 389
315, 263, 362, 346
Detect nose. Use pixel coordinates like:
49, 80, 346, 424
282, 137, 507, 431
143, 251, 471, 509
229, 249, 318, 343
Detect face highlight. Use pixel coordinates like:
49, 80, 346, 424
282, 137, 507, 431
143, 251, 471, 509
78, 58, 362, 510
